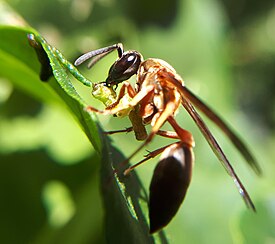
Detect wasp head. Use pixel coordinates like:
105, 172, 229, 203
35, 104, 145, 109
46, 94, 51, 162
105, 51, 142, 87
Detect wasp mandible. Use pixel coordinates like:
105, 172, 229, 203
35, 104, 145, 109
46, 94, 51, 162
75, 43, 260, 233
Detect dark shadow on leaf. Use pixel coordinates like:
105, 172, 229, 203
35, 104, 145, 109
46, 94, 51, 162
100, 131, 169, 243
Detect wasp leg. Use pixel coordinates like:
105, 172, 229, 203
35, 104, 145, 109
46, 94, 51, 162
105, 82, 136, 109
104, 127, 181, 139
87, 84, 155, 115
86, 92, 129, 115
113, 130, 183, 174
167, 116, 195, 148
107, 82, 147, 140
123, 124, 194, 175
103, 127, 134, 135
128, 85, 155, 107
123, 142, 181, 175
121, 100, 179, 165
156, 130, 179, 139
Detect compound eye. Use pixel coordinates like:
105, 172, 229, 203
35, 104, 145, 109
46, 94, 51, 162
116, 52, 139, 72
125, 53, 136, 64
106, 51, 142, 86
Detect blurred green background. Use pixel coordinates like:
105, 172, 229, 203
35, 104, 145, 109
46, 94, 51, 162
1, 0, 275, 243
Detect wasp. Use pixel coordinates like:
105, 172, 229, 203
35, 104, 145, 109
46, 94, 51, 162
74, 43, 260, 233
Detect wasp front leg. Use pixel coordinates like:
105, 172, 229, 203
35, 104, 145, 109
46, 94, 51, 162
87, 81, 149, 140
86, 81, 148, 117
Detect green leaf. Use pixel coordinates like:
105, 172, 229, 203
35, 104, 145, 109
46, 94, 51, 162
0, 26, 59, 104
31, 33, 102, 153
0, 26, 167, 242
100, 136, 169, 243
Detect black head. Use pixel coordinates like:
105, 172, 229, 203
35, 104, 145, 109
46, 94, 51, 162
74, 43, 142, 88
105, 51, 142, 87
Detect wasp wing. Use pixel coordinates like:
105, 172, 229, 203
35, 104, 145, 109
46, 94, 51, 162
181, 97, 255, 210
165, 73, 255, 210
180, 86, 261, 175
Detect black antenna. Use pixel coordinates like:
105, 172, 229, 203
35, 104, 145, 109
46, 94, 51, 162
74, 43, 124, 68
